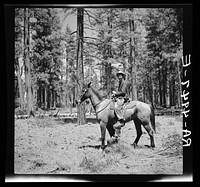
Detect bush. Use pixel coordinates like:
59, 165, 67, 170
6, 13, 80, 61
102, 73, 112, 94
79, 156, 100, 173
79, 153, 118, 174
160, 132, 183, 156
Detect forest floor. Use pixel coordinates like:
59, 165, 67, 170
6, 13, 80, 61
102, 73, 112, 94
14, 114, 183, 176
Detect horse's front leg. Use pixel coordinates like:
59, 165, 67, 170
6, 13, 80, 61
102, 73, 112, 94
100, 121, 107, 149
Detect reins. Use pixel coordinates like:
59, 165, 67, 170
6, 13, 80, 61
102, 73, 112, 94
93, 99, 104, 109
94, 99, 112, 114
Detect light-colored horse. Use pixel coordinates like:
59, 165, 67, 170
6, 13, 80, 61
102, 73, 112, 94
77, 82, 155, 149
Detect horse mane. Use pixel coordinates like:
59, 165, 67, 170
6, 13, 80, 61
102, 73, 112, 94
90, 86, 103, 100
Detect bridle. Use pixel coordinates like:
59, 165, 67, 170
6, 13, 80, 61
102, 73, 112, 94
79, 87, 112, 114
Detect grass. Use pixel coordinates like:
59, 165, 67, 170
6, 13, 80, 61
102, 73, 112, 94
79, 155, 102, 173
28, 159, 47, 170
15, 114, 183, 174
79, 154, 119, 174
55, 161, 71, 173
160, 132, 183, 157
22, 117, 58, 128
105, 141, 130, 155
78, 141, 130, 174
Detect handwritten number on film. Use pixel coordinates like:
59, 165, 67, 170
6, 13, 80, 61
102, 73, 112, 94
181, 54, 191, 147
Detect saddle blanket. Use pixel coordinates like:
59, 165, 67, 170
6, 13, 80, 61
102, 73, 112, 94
110, 99, 136, 111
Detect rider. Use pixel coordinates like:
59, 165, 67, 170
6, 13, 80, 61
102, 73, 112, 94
112, 70, 130, 138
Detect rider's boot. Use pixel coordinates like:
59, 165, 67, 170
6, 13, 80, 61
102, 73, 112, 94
113, 119, 125, 129
113, 119, 125, 139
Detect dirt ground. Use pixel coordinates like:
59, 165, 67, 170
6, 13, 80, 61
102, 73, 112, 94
14, 115, 183, 175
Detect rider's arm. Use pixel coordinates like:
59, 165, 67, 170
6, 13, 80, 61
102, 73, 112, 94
114, 82, 128, 97
114, 92, 126, 97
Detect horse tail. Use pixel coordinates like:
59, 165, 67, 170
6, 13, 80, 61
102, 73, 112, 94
150, 105, 156, 133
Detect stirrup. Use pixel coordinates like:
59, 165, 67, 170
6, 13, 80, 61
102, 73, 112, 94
113, 122, 121, 129
114, 134, 120, 140
118, 118, 125, 123
114, 128, 121, 138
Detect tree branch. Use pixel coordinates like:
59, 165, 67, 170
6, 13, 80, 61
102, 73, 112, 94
83, 36, 102, 42
84, 25, 99, 32
86, 54, 104, 62
70, 31, 77, 35
84, 9, 96, 17
84, 9, 102, 24
84, 41, 99, 48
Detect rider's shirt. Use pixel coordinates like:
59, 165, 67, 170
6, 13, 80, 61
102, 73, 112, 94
115, 80, 130, 98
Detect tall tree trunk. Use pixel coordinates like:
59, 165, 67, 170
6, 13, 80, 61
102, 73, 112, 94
177, 59, 182, 107
147, 76, 152, 103
24, 8, 34, 116
76, 8, 85, 125
40, 86, 42, 108
37, 85, 41, 108
105, 62, 112, 95
154, 86, 158, 106
47, 86, 51, 109
169, 79, 172, 107
32, 87, 37, 111
158, 65, 162, 106
101, 10, 113, 95
66, 52, 69, 107
172, 78, 176, 106
52, 89, 55, 108
42, 86, 46, 109
88, 63, 92, 82
151, 76, 155, 107
129, 10, 137, 101
15, 59, 25, 110
143, 87, 146, 103
69, 92, 73, 115
177, 10, 183, 108
106, 11, 113, 95
45, 87, 48, 109
162, 62, 167, 108
54, 92, 58, 107
169, 75, 175, 107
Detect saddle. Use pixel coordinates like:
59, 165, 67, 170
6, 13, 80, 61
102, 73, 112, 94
110, 101, 115, 110
110, 97, 131, 111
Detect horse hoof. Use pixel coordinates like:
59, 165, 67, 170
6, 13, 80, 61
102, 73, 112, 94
107, 139, 113, 145
145, 144, 155, 149
131, 143, 137, 148
101, 145, 106, 150
107, 137, 118, 145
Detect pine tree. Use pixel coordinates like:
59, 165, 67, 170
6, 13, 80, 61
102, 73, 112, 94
76, 8, 86, 125
24, 8, 35, 116
144, 8, 183, 108
30, 8, 63, 109
15, 8, 25, 110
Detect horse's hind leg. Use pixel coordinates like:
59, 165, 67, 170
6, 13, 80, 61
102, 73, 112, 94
143, 122, 155, 148
106, 122, 119, 145
132, 118, 142, 148
106, 122, 115, 138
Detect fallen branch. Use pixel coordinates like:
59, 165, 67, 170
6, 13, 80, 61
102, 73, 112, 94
53, 108, 60, 117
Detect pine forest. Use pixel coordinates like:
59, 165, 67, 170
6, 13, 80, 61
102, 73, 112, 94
14, 7, 183, 119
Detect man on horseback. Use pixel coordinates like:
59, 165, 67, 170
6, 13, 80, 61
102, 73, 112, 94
112, 70, 130, 138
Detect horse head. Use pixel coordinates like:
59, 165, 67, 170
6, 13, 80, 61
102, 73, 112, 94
75, 82, 92, 105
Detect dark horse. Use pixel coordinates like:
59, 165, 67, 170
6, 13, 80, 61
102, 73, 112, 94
77, 82, 155, 149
